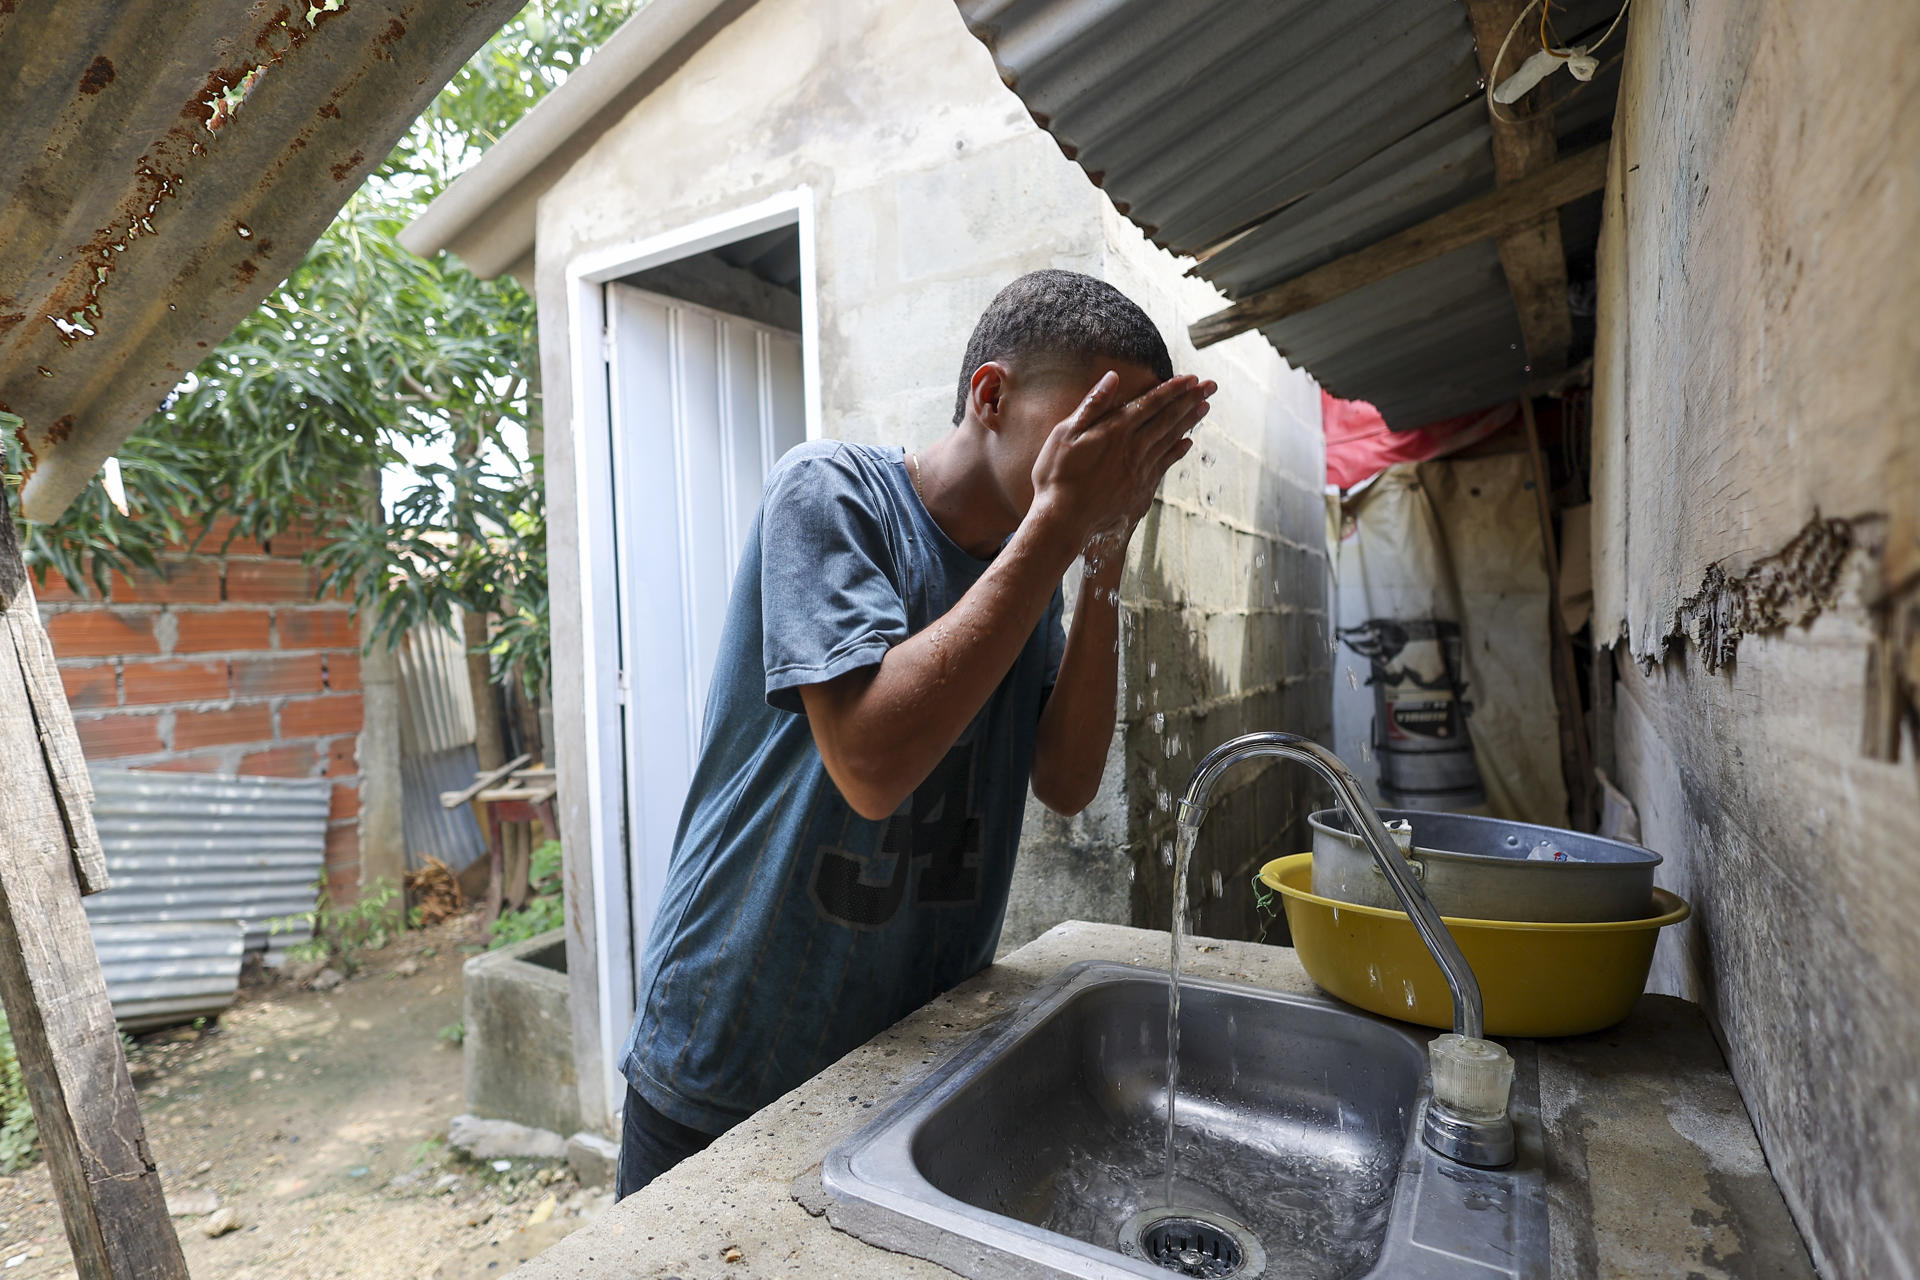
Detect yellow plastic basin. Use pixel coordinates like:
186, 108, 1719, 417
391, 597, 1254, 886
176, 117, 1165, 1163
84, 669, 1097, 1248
1259, 853, 1690, 1038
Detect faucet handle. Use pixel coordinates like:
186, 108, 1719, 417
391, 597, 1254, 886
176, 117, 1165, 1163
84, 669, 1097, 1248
1425, 1033, 1516, 1168
1429, 1033, 1513, 1120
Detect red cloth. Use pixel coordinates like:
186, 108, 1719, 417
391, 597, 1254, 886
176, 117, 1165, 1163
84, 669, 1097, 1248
1321, 392, 1516, 490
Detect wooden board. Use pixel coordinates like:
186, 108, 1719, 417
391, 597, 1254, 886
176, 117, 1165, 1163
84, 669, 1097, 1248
1590, 0, 1920, 657
438, 752, 532, 809
0, 507, 187, 1279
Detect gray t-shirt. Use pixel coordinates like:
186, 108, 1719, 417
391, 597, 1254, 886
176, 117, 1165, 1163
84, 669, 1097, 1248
621, 440, 1065, 1134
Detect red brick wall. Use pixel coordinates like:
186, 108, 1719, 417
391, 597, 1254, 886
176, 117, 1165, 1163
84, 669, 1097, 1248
38, 518, 368, 904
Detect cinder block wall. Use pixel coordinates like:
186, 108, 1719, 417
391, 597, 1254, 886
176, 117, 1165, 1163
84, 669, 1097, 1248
36, 517, 368, 904
1102, 209, 1331, 943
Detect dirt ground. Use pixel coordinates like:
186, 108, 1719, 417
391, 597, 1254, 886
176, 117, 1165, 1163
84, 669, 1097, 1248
0, 915, 611, 1280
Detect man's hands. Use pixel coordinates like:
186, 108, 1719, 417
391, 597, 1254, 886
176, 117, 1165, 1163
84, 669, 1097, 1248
1028, 372, 1216, 553
1027, 372, 1212, 816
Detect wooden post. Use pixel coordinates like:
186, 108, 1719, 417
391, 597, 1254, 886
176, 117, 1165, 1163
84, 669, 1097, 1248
1466, 0, 1578, 375
0, 484, 188, 1279
1520, 397, 1597, 828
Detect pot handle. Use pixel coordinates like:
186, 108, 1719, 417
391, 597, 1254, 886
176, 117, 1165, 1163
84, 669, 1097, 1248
1371, 857, 1426, 881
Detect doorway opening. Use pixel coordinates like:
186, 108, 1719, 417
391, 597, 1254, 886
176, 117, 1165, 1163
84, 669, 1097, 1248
568, 192, 819, 1118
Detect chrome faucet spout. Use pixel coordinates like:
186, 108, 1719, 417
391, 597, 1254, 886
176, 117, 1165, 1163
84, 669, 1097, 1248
1176, 731, 1514, 1167
1176, 732, 1483, 1037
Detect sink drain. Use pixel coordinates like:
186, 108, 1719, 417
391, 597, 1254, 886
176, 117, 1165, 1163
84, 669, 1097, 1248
1118, 1207, 1266, 1278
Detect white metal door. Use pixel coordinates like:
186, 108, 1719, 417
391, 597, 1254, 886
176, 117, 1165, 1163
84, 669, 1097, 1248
604, 282, 805, 994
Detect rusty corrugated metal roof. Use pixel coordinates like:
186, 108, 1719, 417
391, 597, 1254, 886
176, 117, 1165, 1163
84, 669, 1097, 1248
0, 0, 523, 521
954, 0, 1623, 428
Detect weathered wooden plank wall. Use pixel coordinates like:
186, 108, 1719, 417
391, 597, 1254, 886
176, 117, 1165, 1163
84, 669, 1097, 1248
1591, 0, 1920, 1273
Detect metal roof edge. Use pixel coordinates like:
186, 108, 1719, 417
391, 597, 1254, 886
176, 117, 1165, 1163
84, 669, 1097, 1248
400, 0, 747, 276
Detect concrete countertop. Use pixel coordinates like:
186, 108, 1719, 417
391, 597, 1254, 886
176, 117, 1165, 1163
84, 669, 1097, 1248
515, 922, 1813, 1279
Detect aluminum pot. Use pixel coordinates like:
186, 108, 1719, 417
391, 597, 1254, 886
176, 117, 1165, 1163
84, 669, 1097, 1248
1309, 808, 1661, 923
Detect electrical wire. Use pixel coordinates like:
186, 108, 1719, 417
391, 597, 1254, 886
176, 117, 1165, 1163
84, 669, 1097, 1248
1551, 50, 1625, 112
1584, 0, 1632, 55
1486, 0, 1631, 123
1486, 0, 1546, 125
1540, 0, 1572, 60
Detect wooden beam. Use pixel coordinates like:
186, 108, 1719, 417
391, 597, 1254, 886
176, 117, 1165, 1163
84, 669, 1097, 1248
1467, 0, 1576, 372
1189, 144, 1610, 349
0, 488, 188, 1279
1520, 397, 1596, 828
439, 752, 533, 810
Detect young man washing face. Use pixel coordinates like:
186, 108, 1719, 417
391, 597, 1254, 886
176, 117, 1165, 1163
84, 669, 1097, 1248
614, 269, 1215, 1197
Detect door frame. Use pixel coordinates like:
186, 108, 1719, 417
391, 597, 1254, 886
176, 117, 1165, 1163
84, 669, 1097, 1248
563, 188, 821, 1121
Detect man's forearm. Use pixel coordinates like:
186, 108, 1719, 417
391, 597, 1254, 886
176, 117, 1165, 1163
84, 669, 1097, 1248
800, 505, 1083, 820
1031, 540, 1124, 814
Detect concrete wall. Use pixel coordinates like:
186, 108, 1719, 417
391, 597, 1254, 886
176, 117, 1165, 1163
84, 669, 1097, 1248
1097, 205, 1330, 943
1591, 0, 1920, 1273
464, 930, 581, 1138
530, 0, 1327, 1120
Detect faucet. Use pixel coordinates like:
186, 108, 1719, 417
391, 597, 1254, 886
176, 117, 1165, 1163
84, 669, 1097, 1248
1176, 732, 1516, 1168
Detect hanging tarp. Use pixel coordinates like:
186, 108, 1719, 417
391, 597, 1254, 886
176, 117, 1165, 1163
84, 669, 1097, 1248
1330, 454, 1568, 827
1323, 394, 1516, 491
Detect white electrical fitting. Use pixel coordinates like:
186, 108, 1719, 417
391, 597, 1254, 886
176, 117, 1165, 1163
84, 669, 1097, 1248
1494, 47, 1562, 103
1488, 0, 1629, 115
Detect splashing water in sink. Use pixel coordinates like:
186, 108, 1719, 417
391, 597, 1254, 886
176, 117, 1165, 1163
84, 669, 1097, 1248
1164, 822, 1198, 1205
1034, 1112, 1400, 1280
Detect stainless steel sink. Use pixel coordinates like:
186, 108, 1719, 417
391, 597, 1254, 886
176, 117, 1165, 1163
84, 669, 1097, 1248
814, 962, 1546, 1279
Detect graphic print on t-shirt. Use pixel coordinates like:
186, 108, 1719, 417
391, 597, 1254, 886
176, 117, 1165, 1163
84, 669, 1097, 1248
807, 731, 984, 930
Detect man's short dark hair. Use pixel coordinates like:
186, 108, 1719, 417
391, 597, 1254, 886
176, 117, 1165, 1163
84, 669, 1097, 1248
952, 269, 1174, 424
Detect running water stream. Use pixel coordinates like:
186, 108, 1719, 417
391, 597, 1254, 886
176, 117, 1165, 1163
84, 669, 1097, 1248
1162, 822, 1199, 1206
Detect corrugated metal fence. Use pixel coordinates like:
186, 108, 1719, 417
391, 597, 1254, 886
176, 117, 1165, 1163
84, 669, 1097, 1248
85, 769, 330, 952
397, 616, 487, 872
83, 769, 331, 1027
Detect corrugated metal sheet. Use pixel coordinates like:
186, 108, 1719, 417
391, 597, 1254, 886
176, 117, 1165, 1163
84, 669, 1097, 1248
402, 745, 486, 872
82, 769, 330, 964
396, 618, 486, 871
0, 0, 524, 521
398, 618, 478, 756
90, 921, 247, 1032
954, 0, 1626, 428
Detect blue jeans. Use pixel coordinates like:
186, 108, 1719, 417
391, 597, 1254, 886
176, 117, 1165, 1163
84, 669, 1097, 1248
614, 1085, 721, 1200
